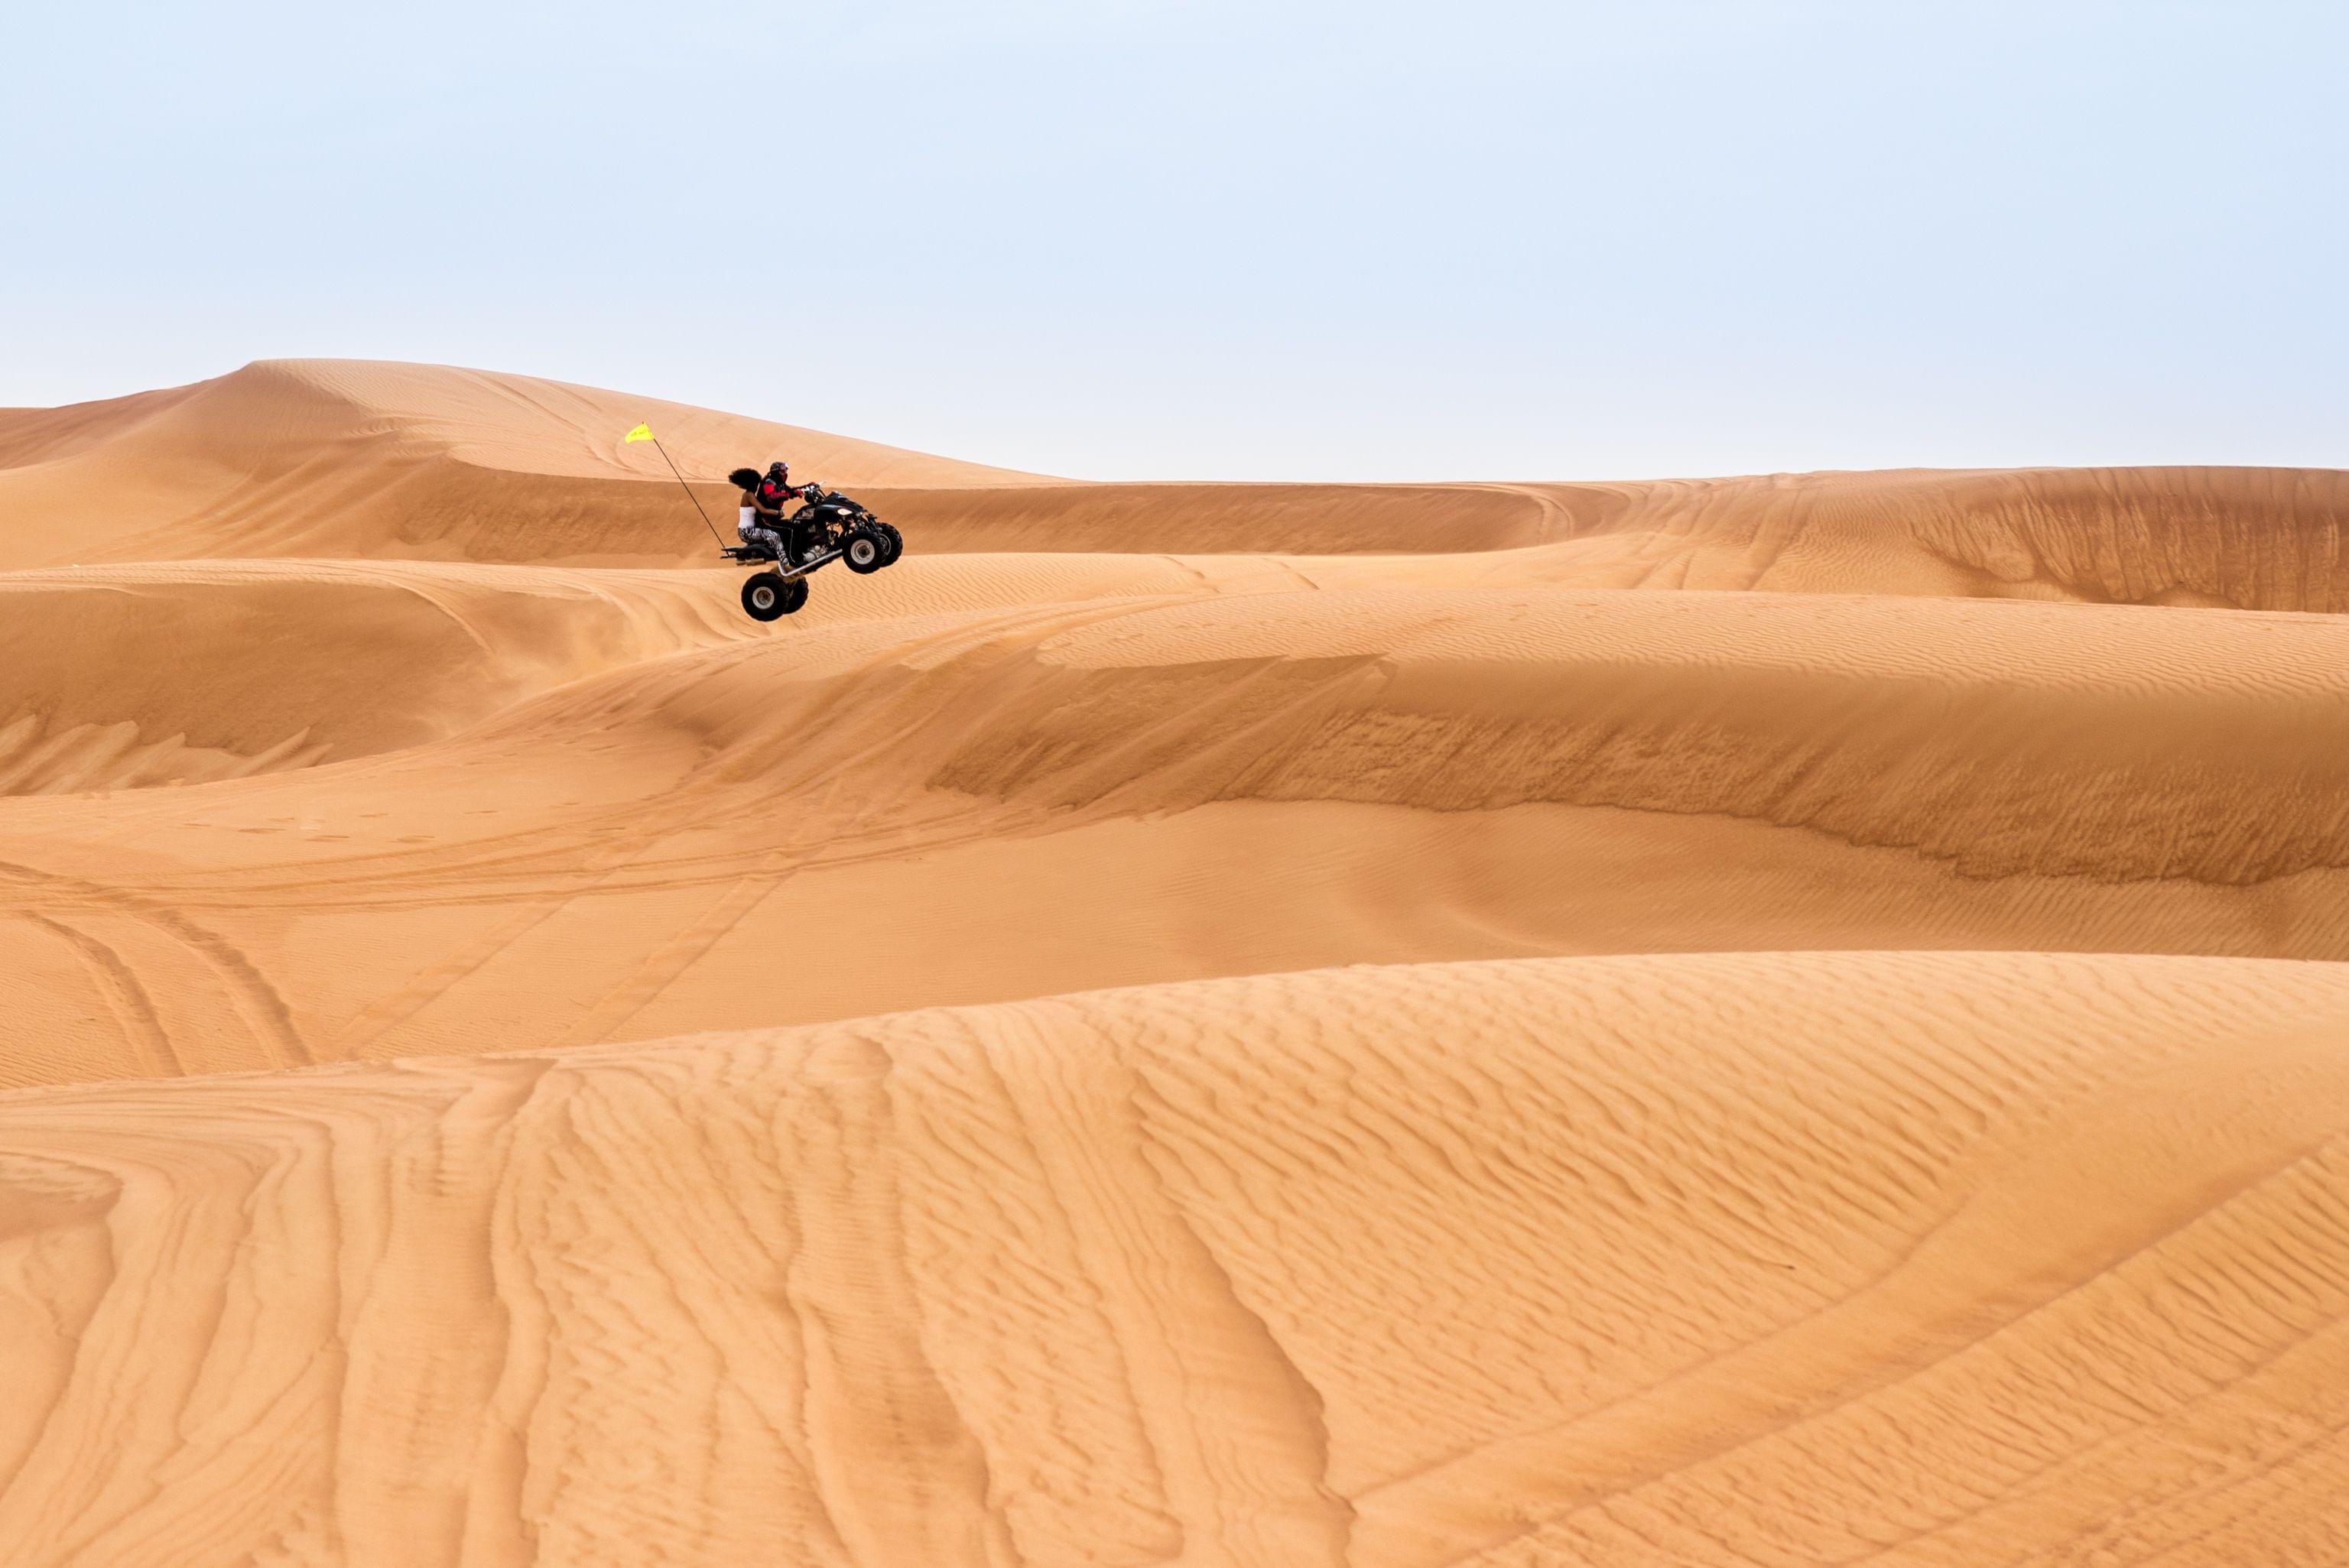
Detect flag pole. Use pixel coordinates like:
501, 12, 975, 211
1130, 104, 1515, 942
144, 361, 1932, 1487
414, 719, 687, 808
637, 427, 727, 550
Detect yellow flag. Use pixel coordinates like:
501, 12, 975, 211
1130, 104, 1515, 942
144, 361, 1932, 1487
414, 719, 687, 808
623, 422, 654, 443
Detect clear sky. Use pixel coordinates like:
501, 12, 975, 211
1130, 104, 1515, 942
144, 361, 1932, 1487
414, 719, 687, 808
5, 1, 2343, 480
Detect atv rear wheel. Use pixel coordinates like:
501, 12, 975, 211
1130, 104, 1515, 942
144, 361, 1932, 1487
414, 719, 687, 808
741, 573, 807, 621
843, 524, 887, 574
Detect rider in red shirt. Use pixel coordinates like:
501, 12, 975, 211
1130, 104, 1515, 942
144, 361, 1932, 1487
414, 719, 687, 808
739, 461, 812, 560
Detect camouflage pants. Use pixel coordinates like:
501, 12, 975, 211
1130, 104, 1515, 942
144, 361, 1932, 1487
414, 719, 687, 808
738, 516, 788, 561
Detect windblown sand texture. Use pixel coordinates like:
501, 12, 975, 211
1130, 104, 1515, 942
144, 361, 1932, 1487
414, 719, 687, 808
3, 359, 2348, 1565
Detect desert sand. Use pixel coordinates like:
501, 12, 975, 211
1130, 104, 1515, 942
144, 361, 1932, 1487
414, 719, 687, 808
2, 359, 2348, 1564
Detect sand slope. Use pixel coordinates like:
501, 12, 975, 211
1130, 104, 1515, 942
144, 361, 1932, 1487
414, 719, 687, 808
5, 577, 2349, 1086
6, 952, 2349, 1566
0, 560, 755, 793
3, 362, 2349, 1563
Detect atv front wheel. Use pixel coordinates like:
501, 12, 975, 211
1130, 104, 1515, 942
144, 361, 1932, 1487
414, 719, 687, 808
843, 525, 887, 575
876, 523, 903, 566
741, 573, 807, 621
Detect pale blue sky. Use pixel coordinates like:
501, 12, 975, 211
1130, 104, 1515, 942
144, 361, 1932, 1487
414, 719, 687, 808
5, 2, 2342, 479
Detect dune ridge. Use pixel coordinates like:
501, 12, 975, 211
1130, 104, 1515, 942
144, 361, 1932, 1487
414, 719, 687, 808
2, 361, 2348, 1564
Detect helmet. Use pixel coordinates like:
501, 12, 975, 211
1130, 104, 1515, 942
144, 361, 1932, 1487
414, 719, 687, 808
768, 461, 789, 481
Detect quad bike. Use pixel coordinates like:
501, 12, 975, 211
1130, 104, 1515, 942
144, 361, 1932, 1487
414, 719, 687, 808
723, 469, 904, 621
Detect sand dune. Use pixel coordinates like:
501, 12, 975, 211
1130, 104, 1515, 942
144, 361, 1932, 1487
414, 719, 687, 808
10, 364, 2346, 609
0, 360, 1048, 570
7, 952, 2349, 1566
2, 362, 2348, 1563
